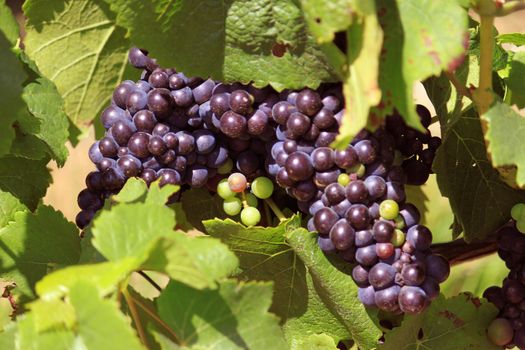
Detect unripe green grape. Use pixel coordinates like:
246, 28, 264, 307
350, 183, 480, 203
487, 318, 513, 346
217, 158, 233, 175
223, 197, 242, 216
394, 214, 405, 229
380, 199, 399, 220
391, 229, 405, 247
228, 172, 247, 193
511, 203, 525, 222
241, 207, 261, 226
348, 163, 365, 178
245, 193, 258, 207
517, 220, 525, 234
251, 176, 274, 199
338, 173, 350, 187
217, 179, 235, 199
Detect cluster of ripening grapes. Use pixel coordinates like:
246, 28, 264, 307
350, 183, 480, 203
485, 204, 525, 349
77, 47, 449, 315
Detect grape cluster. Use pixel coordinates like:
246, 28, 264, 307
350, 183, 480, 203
484, 216, 525, 349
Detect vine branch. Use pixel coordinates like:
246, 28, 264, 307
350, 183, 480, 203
444, 71, 472, 100
432, 237, 498, 265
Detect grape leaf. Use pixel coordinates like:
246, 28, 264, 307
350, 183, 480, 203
17, 314, 75, 350
27, 299, 76, 331
105, 0, 338, 90
9, 131, 50, 161
482, 102, 525, 187
36, 258, 139, 300
0, 0, 19, 45
0, 156, 52, 210
375, 0, 468, 129
204, 217, 352, 346
181, 188, 226, 232
286, 228, 381, 350
505, 51, 525, 108
379, 294, 499, 350
0, 205, 80, 299
0, 191, 27, 228
112, 177, 149, 203
142, 235, 239, 290
333, 2, 382, 148
300, 0, 354, 43
291, 333, 338, 350
157, 280, 288, 349
433, 110, 525, 241
498, 33, 525, 46
0, 32, 26, 157
23, 0, 133, 128
22, 77, 70, 166
69, 281, 144, 350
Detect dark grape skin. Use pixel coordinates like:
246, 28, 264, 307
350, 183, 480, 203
85, 171, 104, 192
117, 155, 142, 178
358, 286, 376, 307
503, 279, 525, 304
147, 88, 174, 119
324, 183, 345, 205
148, 69, 169, 88
236, 151, 259, 175
230, 90, 253, 115
272, 101, 295, 125
186, 165, 208, 187
157, 168, 181, 187
75, 209, 95, 229
220, 111, 247, 138
286, 112, 311, 138
311, 147, 335, 172
398, 286, 428, 314
101, 106, 127, 129
133, 110, 157, 133
285, 152, 314, 182
276, 168, 295, 188
352, 265, 370, 287
313, 207, 339, 236
110, 121, 134, 146
401, 263, 426, 286
425, 255, 450, 283
126, 89, 148, 115
402, 158, 430, 186
171, 87, 194, 107
313, 108, 336, 129
354, 140, 377, 164
373, 220, 395, 243
329, 219, 355, 250
375, 285, 401, 312
210, 93, 230, 117
293, 180, 317, 201
247, 110, 268, 135
346, 204, 370, 230
334, 147, 358, 169
376, 243, 395, 261
128, 132, 151, 158
128, 47, 149, 69
147, 135, 168, 156
407, 225, 433, 251
364, 175, 386, 200
368, 262, 396, 289
483, 286, 505, 310
113, 81, 136, 109
400, 203, 421, 228
77, 189, 103, 210
296, 88, 322, 116
99, 137, 119, 158
355, 244, 378, 266
318, 235, 336, 252
345, 180, 368, 203
355, 229, 374, 247
175, 131, 195, 155
421, 277, 440, 300
152, 123, 170, 137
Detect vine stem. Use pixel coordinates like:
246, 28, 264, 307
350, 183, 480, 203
123, 288, 149, 348
130, 292, 182, 345
444, 71, 472, 100
264, 198, 286, 221
432, 237, 498, 265
138, 271, 163, 292
495, 0, 525, 16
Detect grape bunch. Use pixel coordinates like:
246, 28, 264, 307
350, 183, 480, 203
484, 205, 525, 349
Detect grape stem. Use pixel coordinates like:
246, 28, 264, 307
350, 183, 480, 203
444, 71, 472, 100
264, 198, 286, 221
494, 0, 525, 16
431, 236, 498, 265
123, 288, 149, 348
241, 190, 249, 209
138, 270, 162, 292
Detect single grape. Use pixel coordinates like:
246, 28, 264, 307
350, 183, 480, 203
421, 277, 440, 300
318, 235, 336, 252
503, 279, 525, 304
355, 229, 374, 247
128, 47, 149, 69
401, 263, 426, 286
186, 165, 209, 187
128, 132, 151, 158
487, 318, 514, 347
217, 158, 234, 175
368, 262, 396, 289
399, 203, 421, 228
346, 204, 370, 230
75, 209, 95, 229
241, 206, 261, 226
355, 244, 378, 266
158, 169, 181, 187
99, 136, 119, 158
223, 197, 242, 216
345, 180, 368, 203
220, 111, 247, 138
391, 229, 406, 247
376, 243, 395, 260
85, 171, 103, 192
251, 177, 274, 199
228, 173, 248, 193
245, 193, 259, 207
358, 286, 376, 307
117, 155, 142, 178
425, 254, 450, 283
148, 69, 169, 88
406, 225, 433, 251
364, 175, 386, 200
352, 265, 370, 287
517, 220, 525, 234
285, 152, 314, 181
375, 285, 401, 312
379, 199, 400, 220
354, 140, 377, 164
334, 147, 358, 169
329, 219, 355, 251
313, 207, 339, 236
338, 173, 350, 186
230, 90, 253, 115
296, 88, 322, 116
141, 168, 157, 185
311, 147, 335, 172
236, 151, 260, 175
398, 286, 428, 314
373, 220, 395, 243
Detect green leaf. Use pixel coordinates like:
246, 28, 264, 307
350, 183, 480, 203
379, 294, 499, 350
36, 258, 138, 300
300, 0, 354, 43
27, 299, 76, 331
0, 32, 26, 156
0, 0, 20, 45
69, 281, 145, 350
106, 0, 337, 90
0, 205, 80, 298
112, 177, 149, 203
142, 235, 239, 290
505, 51, 525, 108
91, 184, 177, 261
22, 77, 70, 166
482, 102, 525, 186
433, 110, 525, 241
23, 0, 133, 128
157, 280, 287, 350
0, 191, 27, 228
376, 0, 468, 129
497, 33, 525, 46
204, 217, 352, 346
333, 2, 382, 148
17, 314, 75, 350
181, 188, 226, 232
0, 156, 52, 210
291, 333, 338, 350
287, 229, 381, 350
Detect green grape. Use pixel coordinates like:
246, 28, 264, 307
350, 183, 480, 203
228, 172, 247, 193
223, 197, 242, 216
511, 203, 525, 222
217, 158, 233, 175
391, 229, 406, 247
394, 214, 405, 229
250, 176, 274, 199
245, 193, 259, 207
517, 220, 525, 234
348, 164, 365, 178
338, 173, 350, 187
217, 179, 235, 199
241, 207, 261, 226
379, 199, 399, 220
